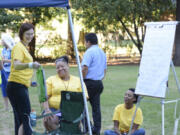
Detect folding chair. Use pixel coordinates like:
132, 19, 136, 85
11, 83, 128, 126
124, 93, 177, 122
32, 91, 86, 135
32, 67, 87, 135
59, 91, 85, 135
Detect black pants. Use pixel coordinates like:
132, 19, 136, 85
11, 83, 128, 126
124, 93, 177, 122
84, 79, 103, 134
7, 82, 32, 135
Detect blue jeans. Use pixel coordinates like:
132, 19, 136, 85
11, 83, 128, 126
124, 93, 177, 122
1, 70, 10, 97
104, 128, 145, 135
42, 108, 61, 119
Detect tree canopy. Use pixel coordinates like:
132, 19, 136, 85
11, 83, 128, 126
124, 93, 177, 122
0, 7, 65, 58
0, 1, 176, 59
72, 0, 175, 54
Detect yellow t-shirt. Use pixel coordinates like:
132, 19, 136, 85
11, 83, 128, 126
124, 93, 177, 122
113, 104, 143, 133
8, 42, 33, 87
46, 74, 88, 110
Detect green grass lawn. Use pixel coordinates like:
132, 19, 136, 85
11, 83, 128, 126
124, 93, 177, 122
0, 65, 180, 135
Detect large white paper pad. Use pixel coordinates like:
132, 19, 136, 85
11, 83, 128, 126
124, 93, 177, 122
135, 21, 178, 98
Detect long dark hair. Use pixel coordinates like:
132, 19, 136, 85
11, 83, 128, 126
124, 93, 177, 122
19, 23, 34, 40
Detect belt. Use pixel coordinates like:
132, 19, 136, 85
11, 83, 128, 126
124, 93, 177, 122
84, 79, 101, 82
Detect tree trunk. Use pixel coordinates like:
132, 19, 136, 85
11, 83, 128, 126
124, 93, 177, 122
118, 16, 142, 55
78, 29, 85, 45
173, 0, 180, 65
67, 18, 75, 60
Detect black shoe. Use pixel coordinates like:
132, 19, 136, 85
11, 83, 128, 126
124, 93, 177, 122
92, 132, 100, 135
93, 133, 100, 135
92, 129, 100, 135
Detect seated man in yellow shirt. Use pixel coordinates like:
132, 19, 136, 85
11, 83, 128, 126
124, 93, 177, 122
42, 55, 88, 131
104, 88, 145, 135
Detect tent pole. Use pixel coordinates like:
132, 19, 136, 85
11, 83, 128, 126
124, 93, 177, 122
66, 6, 92, 135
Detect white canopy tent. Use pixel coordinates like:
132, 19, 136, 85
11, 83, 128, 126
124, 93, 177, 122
0, 0, 92, 134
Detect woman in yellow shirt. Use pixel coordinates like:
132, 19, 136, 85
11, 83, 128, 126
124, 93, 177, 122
42, 55, 88, 131
6, 23, 40, 135
104, 88, 145, 135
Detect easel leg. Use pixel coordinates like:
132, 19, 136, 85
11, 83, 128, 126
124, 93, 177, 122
173, 118, 179, 135
128, 96, 142, 135
161, 99, 165, 135
170, 61, 180, 94
173, 100, 179, 135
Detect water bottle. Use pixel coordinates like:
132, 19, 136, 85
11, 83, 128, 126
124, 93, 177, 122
31, 81, 37, 87
30, 110, 36, 127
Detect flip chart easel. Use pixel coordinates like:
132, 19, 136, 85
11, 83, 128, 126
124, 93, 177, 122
128, 21, 180, 135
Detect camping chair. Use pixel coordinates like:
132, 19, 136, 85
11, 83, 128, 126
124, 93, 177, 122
32, 91, 86, 135
32, 67, 87, 135
59, 91, 86, 135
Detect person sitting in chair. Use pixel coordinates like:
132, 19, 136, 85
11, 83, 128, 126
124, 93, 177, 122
42, 55, 88, 132
104, 88, 145, 135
